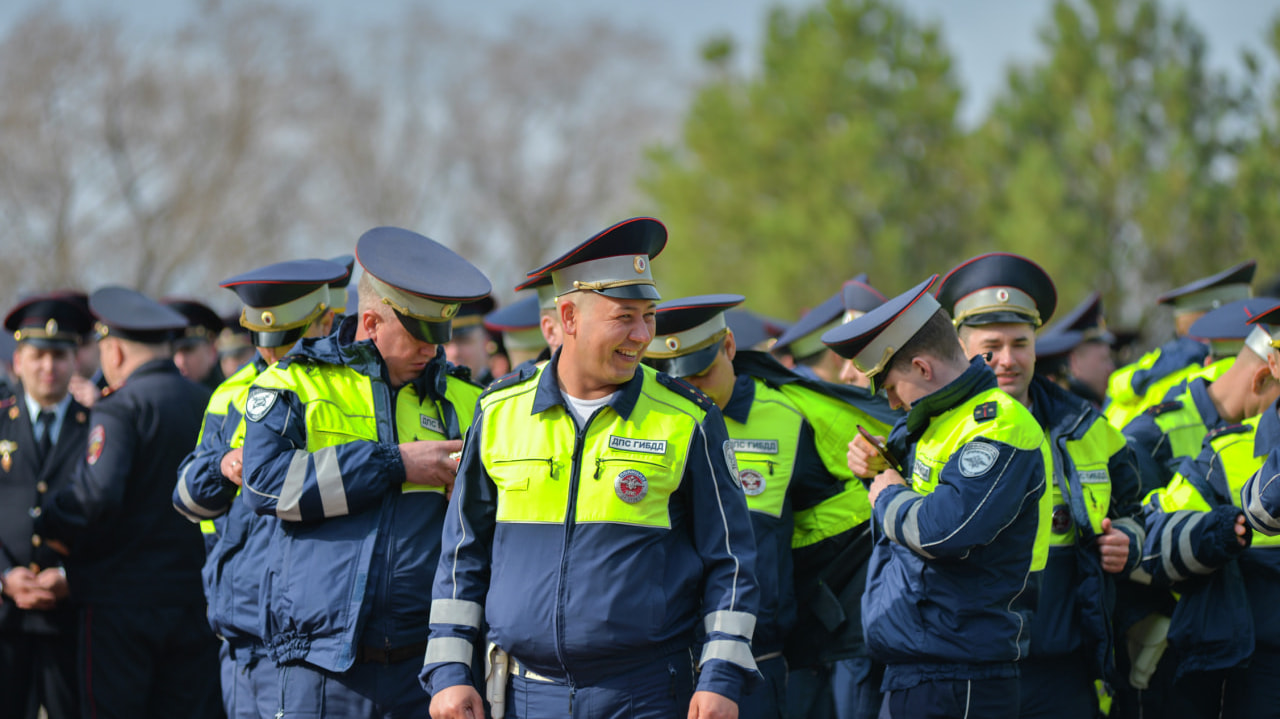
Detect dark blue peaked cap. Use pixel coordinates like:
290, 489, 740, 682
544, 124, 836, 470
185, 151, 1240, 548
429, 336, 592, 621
936, 252, 1056, 328
823, 276, 942, 391
484, 295, 541, 333
89, 287, 189, 344
5, 294, 95, 348
220, 259, 348, 308
356, 227, 491, 344
725, 309, 789, 351
646, 294, 744, 378
162, 298, 224, 344
774, 291, 845, 360
1035, 330, 1083, 360
527, 218, 666, 301
1045, 292, 1112, 343
1157, 259, 1255, 311
842, 274, 888, 315
1190, 297, 1279, 341
327, 255, 355, 288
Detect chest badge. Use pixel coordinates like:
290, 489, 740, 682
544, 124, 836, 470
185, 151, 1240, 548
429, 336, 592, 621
614, 469, 648, 504
0, 440, 15, 472
1052, 504, 1073, 534
86, 425, 105, 466
7, 406, 17, 420
739, 468, 766, 496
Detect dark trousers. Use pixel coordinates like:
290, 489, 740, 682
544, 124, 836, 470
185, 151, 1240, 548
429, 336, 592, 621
222, 641, 278, 719
879, 677, 1019, 719
79, 603, 223, 719
0, 630, 78, 719
1018, 653, 1098, 718
742, 655, 788, 719
788, 657, 883, 719
507, 651, 695, 719
277, 657, 431, 719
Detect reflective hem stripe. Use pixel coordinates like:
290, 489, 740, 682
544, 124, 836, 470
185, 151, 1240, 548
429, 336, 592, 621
699, 639, 758, 672
278, 450, 310, 521
901, 500, 937, 559
175, 470, 222, 519
431, 599, 483, 629
1160, 512, 1194, 582
1245, 473, 1280, 534
314, 446, 350, 518
704, 610, 756, 640
882, 490, 916, 545
423, 637, 473, 666
1177, 513, 1213, 575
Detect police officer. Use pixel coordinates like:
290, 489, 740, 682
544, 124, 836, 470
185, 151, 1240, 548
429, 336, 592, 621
35, 287, 222, 719
773, 274, 884, 384
240, 228, 489, 717
484, 294, 548, 371
173, 259, 347, 719
829, 276, 1052, 719
1123, 298, 1280, 494
935, 254, 1145, 718
215, 314, 256, 380
444, 298, 499, 384
644, 293, 900, 719
1106, 260, 1256, 428
423, 218, 759, 719
1036, 292, 1116, 407
164, 297, 227, 390
724, 309, 788, 353
0, 295, 94, 719
514, 273, 564, 360
327, 253, 356, 325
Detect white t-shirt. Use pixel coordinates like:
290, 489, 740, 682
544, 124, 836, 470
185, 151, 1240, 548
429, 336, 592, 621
563, 391, 616, 429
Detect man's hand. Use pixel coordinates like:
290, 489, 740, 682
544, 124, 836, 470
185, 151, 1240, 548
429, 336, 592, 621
2, 567, 56, 610
848, 434, 889, 479
35, 567, 69, 601
220, 448, 245, 486
1096, 518, 1131, 573
429, 684, 484, 719
401, 440, 464, 489
68, 375, 101, 409
688, 690, 737, 719
1230, 513, 1249, 547
868, 468, 907, 508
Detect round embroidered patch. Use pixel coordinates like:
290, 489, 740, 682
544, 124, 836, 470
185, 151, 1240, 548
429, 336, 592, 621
722, 441, 742, 488
614, 469, 648, 504
957, 441, 1000, 478
739, 469, 766, 497
1052, 504, 1072, 534
86, 425, 105, 466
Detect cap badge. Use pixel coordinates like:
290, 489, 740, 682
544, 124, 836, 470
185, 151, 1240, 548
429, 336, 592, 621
45, 319, 58, 336
0, 440, 15, 473
634, 256, 647, 274
665, 337, 680, 351
442, 303, 459, 319
614, 469, 648, 504
996, 289, 1010, 303
260, 311, 276, 327
739, 468, 766, 497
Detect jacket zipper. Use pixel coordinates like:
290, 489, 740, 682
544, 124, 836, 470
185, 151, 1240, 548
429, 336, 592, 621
554, 407, 605, 697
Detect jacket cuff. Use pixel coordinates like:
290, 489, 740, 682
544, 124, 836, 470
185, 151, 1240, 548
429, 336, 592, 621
694, 661, 749, 704
377, 442, 408, 487
421, 663, 474, 697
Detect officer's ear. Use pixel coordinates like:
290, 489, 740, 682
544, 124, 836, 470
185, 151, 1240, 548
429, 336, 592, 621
360, 307, 381, 341
722, 330, 737, 362
560, 296, 580, 338
1251, 361, 1274, 394
909, 355, 934, 383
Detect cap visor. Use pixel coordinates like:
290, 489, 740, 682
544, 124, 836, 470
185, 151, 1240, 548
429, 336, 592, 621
956, 310, 1038, 327
598, 284, 661, 301
251, 327, 307, 349
649, 341, 722, 379
396, 312, 453, 344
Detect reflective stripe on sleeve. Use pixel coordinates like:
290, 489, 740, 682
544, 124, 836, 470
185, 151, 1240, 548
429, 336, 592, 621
1111, 516, 1146, 548
1160, 512, 1194, 582
1244, 473, 1280, 534
698, 639, 759, 673
430, 599, 483, 629
277, 450, 310, 521
423, 637, 474, 666
881, 490, 915, 545
900, 500, 937, 559
314, 446, 350, 518
704, 610, 756, 640
174, 466, 222, 520
1176, 513, 1213, 576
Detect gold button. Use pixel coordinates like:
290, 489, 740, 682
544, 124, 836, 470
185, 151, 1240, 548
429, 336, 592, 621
31, 535, 41, 547
27, 506, 41, 518
36, 481, 48, 494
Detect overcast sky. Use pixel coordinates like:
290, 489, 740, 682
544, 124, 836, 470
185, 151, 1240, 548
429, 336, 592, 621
2, 0, 1274, 125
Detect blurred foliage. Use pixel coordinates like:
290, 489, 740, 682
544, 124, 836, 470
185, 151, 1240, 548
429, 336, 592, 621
642, 0, 1277, 344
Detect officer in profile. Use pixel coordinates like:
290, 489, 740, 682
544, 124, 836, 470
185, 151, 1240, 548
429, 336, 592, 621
327, 253, 356, 325
240, 228, 489, 717
216, 314, 257, 379
36, 287, 221, 718
830, 276, 1051, 719
172, 259, 346, 719
164, 297, 227, 390
484, 294, 548, 371
773, 274, 883, 384
1036, 293, 1117, 407
935, 254, 1145, 719
423, 218, 759, 719
514, 273, 565, 359
444, 298, 499, 384
1106, 260, 1256, 428
0, 294, 95, 719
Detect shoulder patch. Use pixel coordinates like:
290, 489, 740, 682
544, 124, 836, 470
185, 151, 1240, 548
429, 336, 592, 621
1144, 401, 1184, 417
957, 441, 1001, 478
482, 364, 538, 397
655, 373, 714, 411
722, 440, 742, 489
244, 388, 278, 422
972, 401, 998, 423
86, 424, 105, 465
1207, 423, 1252, 442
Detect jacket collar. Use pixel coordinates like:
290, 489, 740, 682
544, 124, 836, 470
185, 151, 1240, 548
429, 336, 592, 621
722, 373, 756, 425
531, 348, 644, 421
290, 314, 451, 400
1029, 374, 1093, 440
1187, 376, 1223, 431
1256, 398, 1280, 458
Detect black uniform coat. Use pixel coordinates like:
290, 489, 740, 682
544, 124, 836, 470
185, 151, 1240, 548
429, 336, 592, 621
36, 360, 211, 606
0, 387, 90, 635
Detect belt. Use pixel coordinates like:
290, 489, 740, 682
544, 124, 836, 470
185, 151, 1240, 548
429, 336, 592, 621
355, 641, 428, 665
509, 657, 556, 683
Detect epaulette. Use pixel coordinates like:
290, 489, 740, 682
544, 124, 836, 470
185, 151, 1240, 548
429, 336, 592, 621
448, 364, 474, 382
0, 396, 15, 410
655, 372, 715, 411
1207, 423, 1252, 442
481, 363, 538, 397
973, 401, 998, 423
1144, 400, 1184, 417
